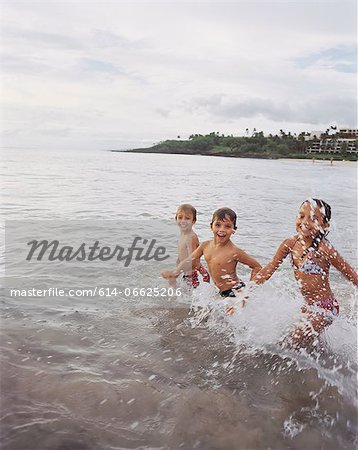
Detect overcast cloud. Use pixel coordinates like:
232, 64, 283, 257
1, 1, 357, 150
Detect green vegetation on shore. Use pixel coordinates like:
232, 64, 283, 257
118, 131, 358, 161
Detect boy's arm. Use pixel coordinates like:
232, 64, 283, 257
325, 244, 358, 286
190, 233, 201, 270
253, 238, 292, 284
234, 248, 262, 280
189, 233, 200, 254
161, 242, 206, 279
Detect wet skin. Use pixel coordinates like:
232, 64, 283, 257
254, 202, 358, 345
175, 209, 200, 271
162, 216, 261, 293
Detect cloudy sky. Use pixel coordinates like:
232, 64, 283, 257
1, 1, 357, 150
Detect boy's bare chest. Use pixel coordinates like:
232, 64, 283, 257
177, 236, 190, 250
204, 247, 237, 268
177, 237, 192, 259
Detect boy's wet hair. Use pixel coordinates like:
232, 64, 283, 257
175, 204, 197, 222
301, 198, 331, 252
211, 207, 237, 229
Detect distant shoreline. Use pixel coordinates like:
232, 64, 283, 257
109, 129, 358, 161
110, 149, 357, 163
281, 158, 357, 166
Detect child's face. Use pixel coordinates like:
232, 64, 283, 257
296, 202, 327, 238
211, 216, 236, 243
176, 209, 195, 232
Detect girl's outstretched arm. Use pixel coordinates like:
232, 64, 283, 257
325, 244, 358, 286
253, 238, 293, 284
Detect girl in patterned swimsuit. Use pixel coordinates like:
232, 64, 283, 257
173, 204, 210, 288
253, 198, 358, 347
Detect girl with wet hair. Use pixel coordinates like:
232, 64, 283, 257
307, 199, 331, 252
252, 198, 357, 348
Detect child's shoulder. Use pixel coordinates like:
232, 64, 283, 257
201, 239, 212, 248
201, 239, 216, 252
282, 234, 298, 248
190, 230, 199, 239
282, 235, 298, 249
229, 242, 248, 258
191, 231, 200, 246
318, 238, 334, 255
231, 242, 244, 253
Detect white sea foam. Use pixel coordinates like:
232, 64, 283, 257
189, 274, 357, 403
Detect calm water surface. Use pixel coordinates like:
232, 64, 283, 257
1, 149, 357, 450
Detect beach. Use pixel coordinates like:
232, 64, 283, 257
282, 158, 358, 166
1, 149, 357, 450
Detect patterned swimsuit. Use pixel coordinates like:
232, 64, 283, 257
291, 245, 339, 320
183, 264, 210, 288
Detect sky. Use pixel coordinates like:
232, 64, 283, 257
1, 1, 357, 150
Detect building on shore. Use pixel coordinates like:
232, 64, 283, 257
305, 128, 358, 154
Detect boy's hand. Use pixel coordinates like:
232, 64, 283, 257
168, 277, 177, 287
161, 270, 178, 279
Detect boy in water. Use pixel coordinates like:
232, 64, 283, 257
162, 207, 261, 296
174, 204, 210, 288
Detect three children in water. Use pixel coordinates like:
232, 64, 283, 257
162, 200, 358, 347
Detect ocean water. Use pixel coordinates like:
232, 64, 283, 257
1, 149, 357, 450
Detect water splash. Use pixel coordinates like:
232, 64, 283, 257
186, 274, 357, 440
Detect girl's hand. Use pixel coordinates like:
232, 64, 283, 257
245, 280, 258, 294
225, 299, 246, 315
226, 305, 235, 315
